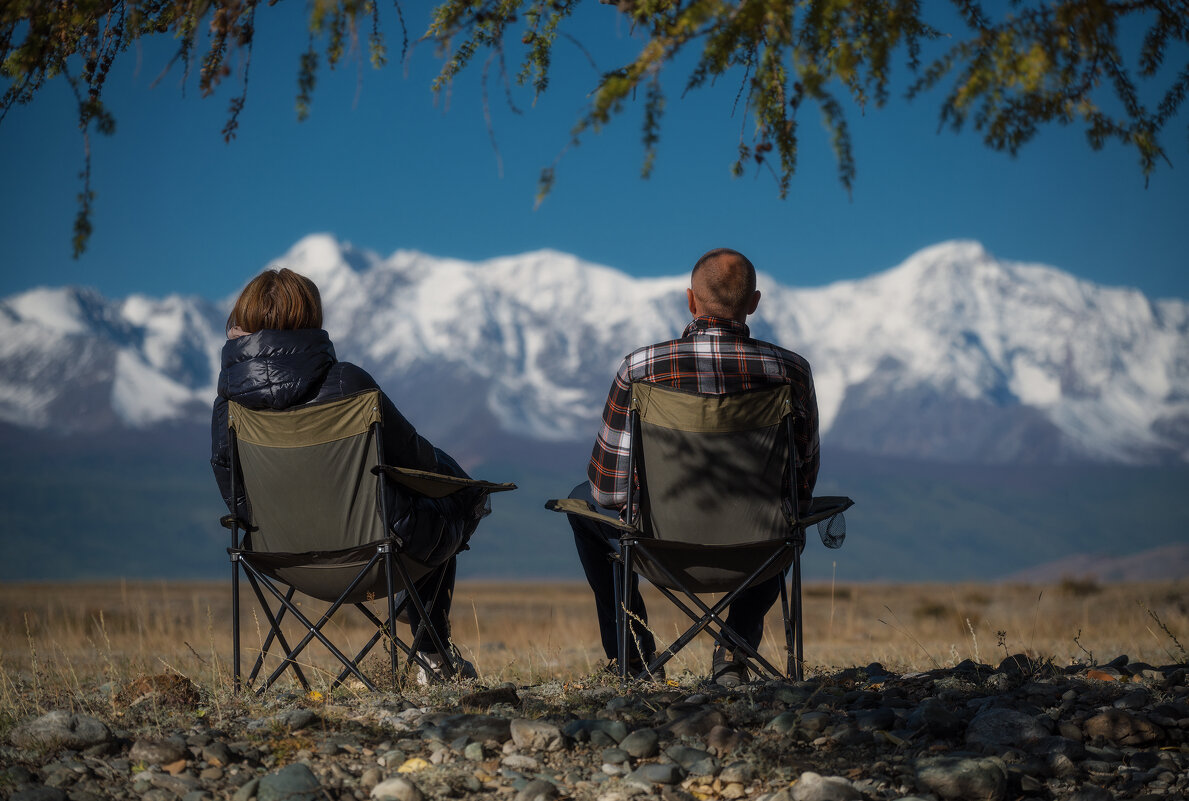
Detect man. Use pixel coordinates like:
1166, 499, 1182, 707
566, 248, 819, 686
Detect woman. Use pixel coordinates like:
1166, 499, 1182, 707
210, 267, 483, 679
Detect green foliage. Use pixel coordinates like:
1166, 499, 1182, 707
2, 1, 1187, 255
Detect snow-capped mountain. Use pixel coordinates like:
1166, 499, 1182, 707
3, 235, 1187, 464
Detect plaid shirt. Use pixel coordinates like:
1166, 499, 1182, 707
588, 316, 819, 512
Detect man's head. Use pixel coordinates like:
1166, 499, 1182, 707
687, 248, 761, 322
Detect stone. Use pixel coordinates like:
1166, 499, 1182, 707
563, 719, 628, 744
371, 776, 425, 801
1047, 753, 1077, 778
10, 789, 68, 801
620, 728, 659, 759
502, 754, 540, 771
965, 708, 1051, 749
625, 763, 684, 787
997, 654, 1035, 676
790, 772, 862, 801
707, 725, 747, 754
203, 741, 234, 766
664, 745, 715, 771
1083, 710, 1163, 746
668, 708, 727, 737
720, 762, 756, 784
914, 755, 1007, 801
853, 707, 896, 731
766, 712, 799, 733
510, 719, 565, 752
129, 739, 190, 766
361, 767, 383, 789
423, 714, 512, 744
232, 777, 259, 801
1067, 786, 1114, 801
10, 712, 112, 751
907, 697, 962, 736
464, 742, 485, 761
461, 685, 521, 711
602, 746, 630, 764
800, 711, 831, 733
11, 784, 68, 798
257, 763, 321, 801
516, 779, 560, 801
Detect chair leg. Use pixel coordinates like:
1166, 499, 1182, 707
385, 548, 398, 690
779, 571, 794, 678
232, 557, 241, 693
792, 545, 804, 682
618, 544, 634, 683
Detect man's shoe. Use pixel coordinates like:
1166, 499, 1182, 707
711, 646, 748, 688
414, 649, 478, 687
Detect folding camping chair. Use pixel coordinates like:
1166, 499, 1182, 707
549, 381, 852, 682
221, 389, 515, 693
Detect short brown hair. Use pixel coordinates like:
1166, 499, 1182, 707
691, 248, 756, 316
227, 268, 323, 333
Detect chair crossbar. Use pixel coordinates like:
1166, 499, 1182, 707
244, 583, 307, 689
242, 570, 311, 689
240, 552, 382, 693
627, 537, 795, 680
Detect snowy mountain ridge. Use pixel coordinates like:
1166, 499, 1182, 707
2, 235, 1186, 464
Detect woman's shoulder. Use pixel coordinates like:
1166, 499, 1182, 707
321, 360, 381, 397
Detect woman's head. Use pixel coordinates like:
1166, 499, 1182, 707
227, 268, 323, 334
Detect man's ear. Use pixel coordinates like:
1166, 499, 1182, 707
746, 289, 761, 316
687, 288, 698, 316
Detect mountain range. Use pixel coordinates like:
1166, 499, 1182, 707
3, 235, 1187, 466
2, 237, 1187, 583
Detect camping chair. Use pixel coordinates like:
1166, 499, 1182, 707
548, 381, 852, 682
221, 389, 515, 693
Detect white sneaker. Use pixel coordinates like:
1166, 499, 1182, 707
413, 649, 478, 686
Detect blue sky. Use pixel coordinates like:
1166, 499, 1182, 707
1, 3, 1186, 302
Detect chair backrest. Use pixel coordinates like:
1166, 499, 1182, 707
228, 390, 391, 554
631, 381, 795, 545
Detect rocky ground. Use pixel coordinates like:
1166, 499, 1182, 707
2, 654, 1187, 801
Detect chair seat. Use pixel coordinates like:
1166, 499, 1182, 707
624, 538, 797, 594
235, 539, 435, 604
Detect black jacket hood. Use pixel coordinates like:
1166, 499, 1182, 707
218, 328, 337, 410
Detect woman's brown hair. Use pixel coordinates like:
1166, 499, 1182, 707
227, 268, 323, 333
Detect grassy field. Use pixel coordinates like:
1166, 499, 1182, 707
1, 578, 1186, 713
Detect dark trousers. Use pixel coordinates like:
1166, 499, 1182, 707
406, 556, 456, 647
567, 482, 783, 663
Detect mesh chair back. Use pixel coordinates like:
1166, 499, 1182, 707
229, 390, 416, 602
633, 382, 793, 546
229, 390, 388, 552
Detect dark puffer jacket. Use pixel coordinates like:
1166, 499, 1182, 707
210, 328, 476, 566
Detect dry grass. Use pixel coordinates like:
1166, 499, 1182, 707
1, 577, 1186, 714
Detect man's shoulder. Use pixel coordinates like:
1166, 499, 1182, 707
750, 336, 812, 370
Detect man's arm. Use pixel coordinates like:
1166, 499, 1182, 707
587, 358, 634, 510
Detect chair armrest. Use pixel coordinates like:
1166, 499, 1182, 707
799, 496, 854, 527
544, 498, 638, 533
374, 465, 517, 499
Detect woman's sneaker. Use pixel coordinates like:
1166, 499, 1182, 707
414, 649, 478, 687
